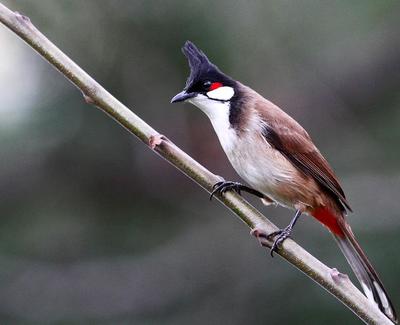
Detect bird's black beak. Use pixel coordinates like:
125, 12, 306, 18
170, 91, 196, 103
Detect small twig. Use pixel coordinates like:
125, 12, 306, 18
0, 4, 393, 325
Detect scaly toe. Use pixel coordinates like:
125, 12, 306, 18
266, 229, 283, 240
212, 181, 224, 190
210, 181, 240, 200
210, 182, 225, 200
269, 229, 291, 257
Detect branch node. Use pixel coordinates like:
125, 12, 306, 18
82, 91, 96, 105
250, 228, 272, 249
14, 11, 31, 25
149, 134, 167, 149
330, 267, 349, 284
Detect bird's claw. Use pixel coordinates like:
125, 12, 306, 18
251, 227, 290, 256
210, 181, 243, 200
267, 226, 292, 257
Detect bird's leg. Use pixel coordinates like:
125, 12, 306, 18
210, 180, 265, 200
267, 210, 302, 256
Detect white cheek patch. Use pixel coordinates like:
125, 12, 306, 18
206, 86, 234, 101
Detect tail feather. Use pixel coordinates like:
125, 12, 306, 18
313, 207, 397, 323
335, 223, 397, 323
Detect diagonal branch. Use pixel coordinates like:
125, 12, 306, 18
0, 3, 392, 325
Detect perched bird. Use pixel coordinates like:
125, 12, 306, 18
171, 41, 397, 323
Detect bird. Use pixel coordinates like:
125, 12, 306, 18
170, 40, 397, 323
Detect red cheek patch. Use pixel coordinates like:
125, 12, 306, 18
210, 82, 223, 91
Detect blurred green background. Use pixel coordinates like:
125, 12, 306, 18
1, 1, 399, 324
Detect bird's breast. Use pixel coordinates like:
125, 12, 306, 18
223, 132, 296, 192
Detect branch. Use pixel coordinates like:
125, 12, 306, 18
0, 4, 392, 325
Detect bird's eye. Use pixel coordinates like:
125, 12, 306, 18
203, 81, 211, 89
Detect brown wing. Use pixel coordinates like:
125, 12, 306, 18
257, 101, 352, 212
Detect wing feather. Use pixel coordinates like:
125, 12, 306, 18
257, 101, 352, 212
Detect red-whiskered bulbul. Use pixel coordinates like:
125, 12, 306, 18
171, 41, 397, 322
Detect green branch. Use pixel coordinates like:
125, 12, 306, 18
0, 3, 392, 324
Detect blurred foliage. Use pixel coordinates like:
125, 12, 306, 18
0, 0, 399, 324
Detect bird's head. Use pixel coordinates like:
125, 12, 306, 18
171, 41, 237, 110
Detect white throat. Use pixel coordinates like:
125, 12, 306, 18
188, 94, 237, 152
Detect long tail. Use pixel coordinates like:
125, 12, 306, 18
313, 207, 397, 323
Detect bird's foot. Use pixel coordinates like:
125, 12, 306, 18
250, 227, 290, 256
266, 225, 293, 257
251, 210, 301, 257
210, 180, 265, 200
210, 181, 244, 200
251, 226, 292, 257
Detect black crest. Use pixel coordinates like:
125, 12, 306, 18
181, 41, 234, 91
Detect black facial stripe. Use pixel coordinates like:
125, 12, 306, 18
206, 96, 230, 103
228, 87, 243, 127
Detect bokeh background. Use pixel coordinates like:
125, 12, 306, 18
1, 1, 399, 324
